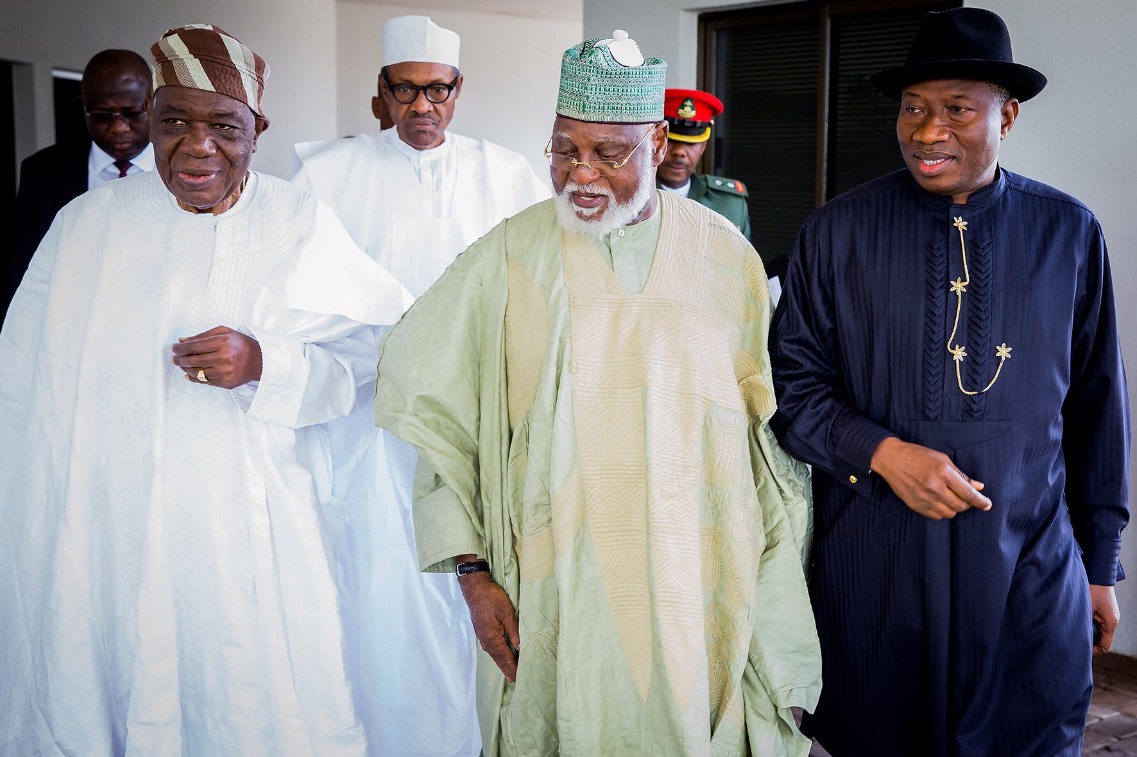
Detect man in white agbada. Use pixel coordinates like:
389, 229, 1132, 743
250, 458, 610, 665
291, 15, 549, 757
0, 24, 411, 755
293, 15, 549, 295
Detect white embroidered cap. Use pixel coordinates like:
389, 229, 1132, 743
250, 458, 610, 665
382, 15, 460, 69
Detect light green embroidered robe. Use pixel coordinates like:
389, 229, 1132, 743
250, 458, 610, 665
375, 192, 821, 756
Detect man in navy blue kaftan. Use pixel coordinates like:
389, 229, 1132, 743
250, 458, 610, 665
770, 8, 1129, 755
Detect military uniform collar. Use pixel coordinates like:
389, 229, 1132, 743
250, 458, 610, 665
689, 173, 708, 197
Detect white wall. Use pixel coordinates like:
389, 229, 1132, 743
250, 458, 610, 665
0, 0, 339, 178
974, 0, 1137, 654
582, 0, 1137, 653
335, 2, 582, 179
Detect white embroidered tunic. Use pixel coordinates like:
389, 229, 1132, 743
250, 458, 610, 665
0, 170, 411, 756
291, 129, 549, 757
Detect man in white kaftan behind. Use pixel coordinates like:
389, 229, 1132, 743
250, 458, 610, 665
290, 16, 549, 756
0, 25, 411, 756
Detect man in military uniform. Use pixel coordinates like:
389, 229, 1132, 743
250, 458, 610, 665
656, 88, 750, 239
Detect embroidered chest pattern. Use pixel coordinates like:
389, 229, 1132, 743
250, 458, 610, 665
946, 215, 1012, 396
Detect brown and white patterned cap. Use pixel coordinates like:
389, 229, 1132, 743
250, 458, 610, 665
151, 24, 270, 118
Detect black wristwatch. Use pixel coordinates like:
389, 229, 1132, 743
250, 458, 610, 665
455, 559, 490, 577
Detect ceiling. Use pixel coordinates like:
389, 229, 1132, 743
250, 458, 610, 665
339, 0, 582, 22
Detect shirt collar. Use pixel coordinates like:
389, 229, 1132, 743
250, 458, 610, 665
89, 141, 156, 174
603, 195, 662, 241
384, 128, 453, 165
908, 165, 1008, 210
658, 178, 691, 197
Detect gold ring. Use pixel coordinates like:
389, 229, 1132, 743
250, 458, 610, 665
197, 369, 208, 383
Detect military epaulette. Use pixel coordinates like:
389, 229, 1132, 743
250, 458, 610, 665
703, 175, 748, 196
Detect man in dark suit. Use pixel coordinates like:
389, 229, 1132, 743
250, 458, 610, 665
7, 49, 152, 316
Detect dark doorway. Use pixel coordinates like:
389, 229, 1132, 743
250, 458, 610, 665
1, 61, 17, 317
701, 0, 959, 273
53, 73, 85, 147
0, 62, 15, 207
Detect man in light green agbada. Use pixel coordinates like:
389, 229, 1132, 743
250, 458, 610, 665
375, 30, 821, 756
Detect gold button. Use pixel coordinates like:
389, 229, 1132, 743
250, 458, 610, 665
849, 475, 858, 484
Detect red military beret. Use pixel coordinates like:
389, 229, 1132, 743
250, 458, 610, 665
663, 88, 724, 143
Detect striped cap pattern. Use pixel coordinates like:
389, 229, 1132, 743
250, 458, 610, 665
556, 37, 667, 124
151, 24, 270, 118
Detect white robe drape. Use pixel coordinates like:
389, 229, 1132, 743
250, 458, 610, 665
0, 171, 412, 756
291, 129, 550, 757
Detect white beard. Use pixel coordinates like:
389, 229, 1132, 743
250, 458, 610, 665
553, 155, 656, 240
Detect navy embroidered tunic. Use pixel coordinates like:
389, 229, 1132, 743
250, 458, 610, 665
770, 168, 1130, 755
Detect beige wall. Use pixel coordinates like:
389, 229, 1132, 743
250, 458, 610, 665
0, 0, 338, 178
583, 0, 1137, 653
334, 2, 581, 180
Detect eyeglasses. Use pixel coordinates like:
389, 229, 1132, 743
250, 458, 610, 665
85, 109, 148, 126
382, 75, 460, 105
544, 126, 657, 173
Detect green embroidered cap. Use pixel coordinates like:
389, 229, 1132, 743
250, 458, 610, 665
557, 30, 667, 123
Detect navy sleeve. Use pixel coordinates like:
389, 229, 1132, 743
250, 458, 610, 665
769, 213, 894, 496
1062, 221, 1130, 585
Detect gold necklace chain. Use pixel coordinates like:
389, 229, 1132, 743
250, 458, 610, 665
945, 215, 1012, 396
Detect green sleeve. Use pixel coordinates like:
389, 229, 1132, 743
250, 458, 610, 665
411, 458, 487, 573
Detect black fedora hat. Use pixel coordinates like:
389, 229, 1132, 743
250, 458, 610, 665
870, 7, 1047, 101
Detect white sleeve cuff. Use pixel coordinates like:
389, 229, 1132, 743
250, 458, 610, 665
244, 330, 306, 426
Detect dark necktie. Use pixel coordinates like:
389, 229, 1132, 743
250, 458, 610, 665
114, 159, 132, 178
